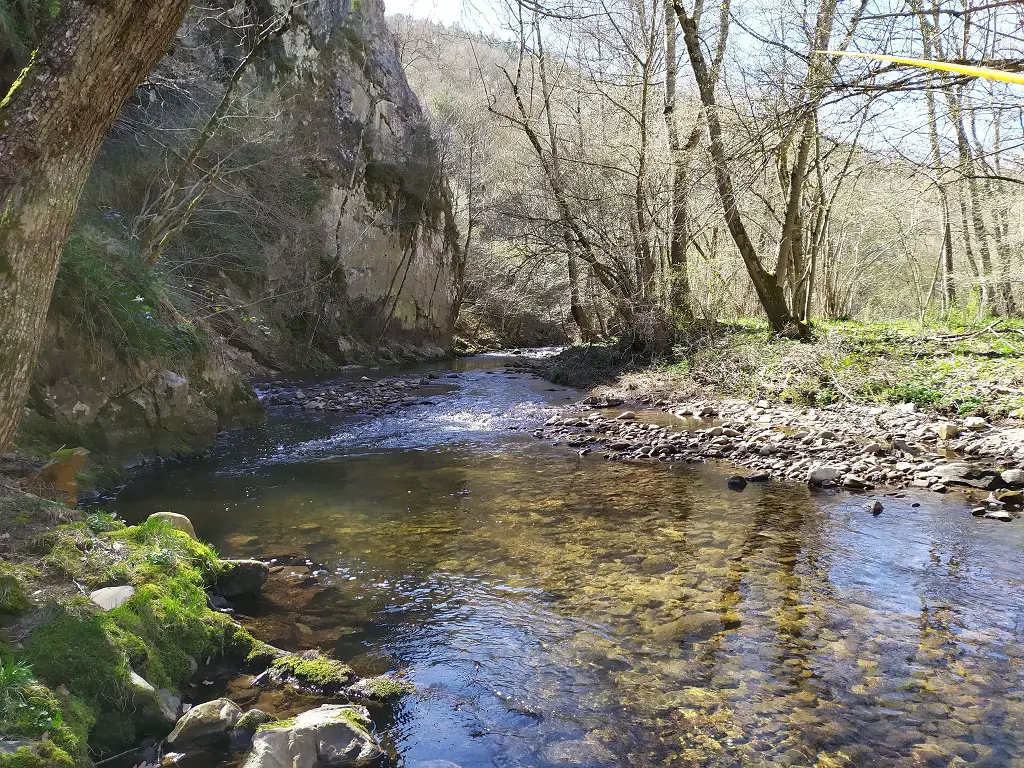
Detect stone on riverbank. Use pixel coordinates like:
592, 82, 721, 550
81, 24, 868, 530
983, 510, 1013, 522
1001, 469, 1024, 487
216, 559, 270, 597
89, 585, 135, 611
148, 511, 197, 539
927, 462, 1000, 490
242, 705, 382, 768
166, 698, 243, 747
808, 466, 841, 486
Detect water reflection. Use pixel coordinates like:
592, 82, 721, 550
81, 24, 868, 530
112, 362, 1024, 767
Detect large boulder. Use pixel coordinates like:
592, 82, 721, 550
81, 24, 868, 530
927, 462, 1000, 490
148, 512, 197, 540
216, 559, 270, 597
166, 698, 243, 747
242, 705, 382, 768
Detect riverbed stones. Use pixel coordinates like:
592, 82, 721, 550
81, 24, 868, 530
963, 416, 990, 431
216, 559, 270, 597
166, 698, 243, 747
242, 705, 382, 768
535, 392, 1024, 508
89, 585, 135, 611
1001, 469, 1024, 487
149, 512, 197, 540
983, 510, 1013, 522
937, 423, 960, 440
808, 466, 841, 486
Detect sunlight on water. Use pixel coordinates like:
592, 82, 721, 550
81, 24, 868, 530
111, 359, 1024, 768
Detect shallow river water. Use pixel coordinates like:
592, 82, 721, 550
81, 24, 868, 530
112, 355, 1024, 767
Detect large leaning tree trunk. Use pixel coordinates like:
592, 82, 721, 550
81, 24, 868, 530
0, 0, 192, 455
671, 0, 810, 339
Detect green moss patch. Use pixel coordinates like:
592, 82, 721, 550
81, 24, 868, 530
0, 502, 268, 762
0, 565, 30, 615
270, 650, 356, 691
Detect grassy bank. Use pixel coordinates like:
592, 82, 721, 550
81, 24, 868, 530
544, 319, 1024, 418
0, 492, 273, 767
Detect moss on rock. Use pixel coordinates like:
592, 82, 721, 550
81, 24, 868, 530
270, 650, 356, 691
0, 500, 273, 762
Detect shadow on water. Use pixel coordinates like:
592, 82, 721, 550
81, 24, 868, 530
111, 355, 1024, 767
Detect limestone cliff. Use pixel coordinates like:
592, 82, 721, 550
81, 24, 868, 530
17, 0, 459, 474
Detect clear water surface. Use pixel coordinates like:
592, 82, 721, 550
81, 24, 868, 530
111, 354, 1024, 768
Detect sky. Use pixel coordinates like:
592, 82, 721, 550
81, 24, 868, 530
385, 0, 469, 26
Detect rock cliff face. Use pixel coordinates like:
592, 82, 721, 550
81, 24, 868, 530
253, 0, 460, 360
169, 0, 460, 366
17, 0, 458, 474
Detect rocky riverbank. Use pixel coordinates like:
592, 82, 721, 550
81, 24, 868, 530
259, 372, 456, 415
532, 394, 1024, 519
0, 490, 409, 768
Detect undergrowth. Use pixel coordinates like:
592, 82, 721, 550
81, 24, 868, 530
553, 319, 1024, 418
52, 231, 206, 364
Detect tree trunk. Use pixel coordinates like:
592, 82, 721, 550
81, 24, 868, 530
663, 0, 694, 320
671, 2, 808, 338
0, 0, 192, 454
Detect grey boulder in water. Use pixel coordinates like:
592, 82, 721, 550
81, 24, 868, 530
242, 705, 382, 768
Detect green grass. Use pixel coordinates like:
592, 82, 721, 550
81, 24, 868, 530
53, 230, 207, 364
0, 655, 88, 768
562, 318, 1024, 418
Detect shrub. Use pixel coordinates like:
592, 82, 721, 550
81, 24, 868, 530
52, 231, 206, 363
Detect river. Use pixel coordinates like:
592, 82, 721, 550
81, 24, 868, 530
110, 353, 1024, 767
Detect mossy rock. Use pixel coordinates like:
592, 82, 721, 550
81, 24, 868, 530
269, 650, 356, 692
347, 674, 414, 702
0, 742, 76, 768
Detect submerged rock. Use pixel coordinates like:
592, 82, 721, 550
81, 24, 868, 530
652, 611, 728, 642
216, 559, 270, 597
242, 705, 382, 768
726, 475, 747, 491
167, 698, 243, 747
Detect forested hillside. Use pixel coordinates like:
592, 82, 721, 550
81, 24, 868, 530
389, 3, 1023, 347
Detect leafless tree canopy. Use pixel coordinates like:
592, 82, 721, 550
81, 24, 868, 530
389, 0, 1024, 345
